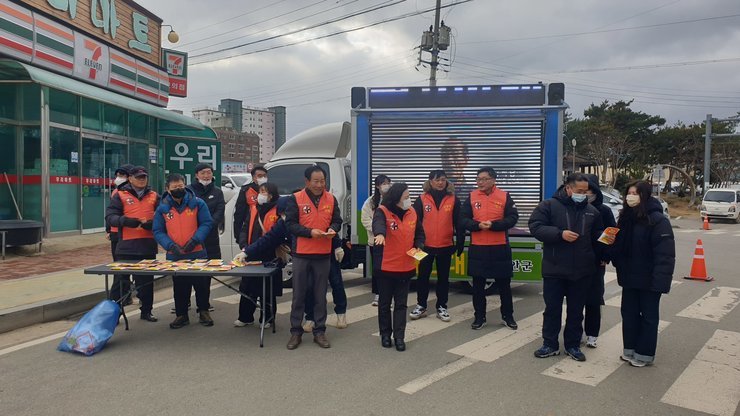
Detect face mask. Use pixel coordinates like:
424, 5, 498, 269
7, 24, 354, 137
587, 194, 597, 204
571, 193, 587, 203
401, 198, 412, 210
257, 194, 269, 205
256, 177, 268, 186
380, 184, 391, 194
198, 179, 212, 186
170, 188, 186, 199
626, 194, 640, 207
113, 177, 127, 186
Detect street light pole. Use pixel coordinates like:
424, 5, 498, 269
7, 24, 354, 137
571, 139, 577, 173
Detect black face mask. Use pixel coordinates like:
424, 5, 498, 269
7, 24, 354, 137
170, 188, 186, 199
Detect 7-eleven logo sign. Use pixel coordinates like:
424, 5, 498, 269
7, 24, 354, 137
167, 54, 184, 76
74, 33, 109, 86
84, 40, 103, 79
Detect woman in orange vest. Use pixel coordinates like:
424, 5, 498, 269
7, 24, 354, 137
373, 183, 425, 351
234, 182, 281, 327
107, 164, 133, 305
410, 170, 465, 322
361, 174, 391, 306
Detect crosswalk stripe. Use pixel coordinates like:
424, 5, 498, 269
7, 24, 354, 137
448, 310, 545, 362
676, 287, 740, 322
397, 357, 479, 395
541, 321, 670, 386
677, 229, 700, 233
371, 297, 523, 342
604, 281, 682, 308
605, 271, 617, 285
327, 294, 438, 328
661, 329, 740, 416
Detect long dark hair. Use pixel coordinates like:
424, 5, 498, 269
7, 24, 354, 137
381, 182, 408, 209
371, 174, 391, 209
259, 182, 279, 203
619, 180, 653, 224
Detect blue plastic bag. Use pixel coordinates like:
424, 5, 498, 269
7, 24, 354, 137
58, 300, 120, 356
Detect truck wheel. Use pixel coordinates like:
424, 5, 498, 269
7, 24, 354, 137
464, 280, 497, 296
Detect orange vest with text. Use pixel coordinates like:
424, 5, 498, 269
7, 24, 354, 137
247, 205, 279, 245
378, 205, 417, 273
119, 190, 157, 241
469, 188, 508, 246
246, 187, 258, 207
162, 204, 203, 253
420, 193, 455, 248
110, 188, 119, 233
294, 190, 335, 255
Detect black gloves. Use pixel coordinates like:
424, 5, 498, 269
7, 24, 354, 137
455, 243, 465, 257
183, 239, 198, 253
170, 245, 183, 255
140, 220, 153, 230
121, 217, 141, 228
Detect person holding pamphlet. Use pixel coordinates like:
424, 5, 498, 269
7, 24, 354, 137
372, 183, 425, 351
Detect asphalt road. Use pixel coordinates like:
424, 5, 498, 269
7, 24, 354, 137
1, 217, 738, 416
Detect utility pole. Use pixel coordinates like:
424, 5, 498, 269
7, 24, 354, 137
429, 0, 442, 87
418, 0, 450, 86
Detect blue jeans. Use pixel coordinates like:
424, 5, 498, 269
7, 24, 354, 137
305, 258, 347, 320
621, 288, 661, 362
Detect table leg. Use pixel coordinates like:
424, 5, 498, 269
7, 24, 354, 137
260, 274, 266, 348
271, 272, 276, 334
105, 273, 109, 298
1, 231, 6, 260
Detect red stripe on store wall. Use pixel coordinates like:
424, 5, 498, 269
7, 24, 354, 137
1, 175, 114, 185
136, 87, 159, 99
34, 50, 73, 69
0, 36, 33, 55
110, 77, 136, 91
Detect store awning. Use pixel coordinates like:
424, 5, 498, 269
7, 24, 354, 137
0, 59, 205, 131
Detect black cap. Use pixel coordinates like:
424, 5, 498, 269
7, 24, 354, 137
114, 164, 134, 176
130, 166, 148, 178
194, 163, 213, 174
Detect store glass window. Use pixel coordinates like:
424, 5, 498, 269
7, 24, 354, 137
128, 111, 148, 139
0, 85, 17, 120
22, 127, 42, 221
21, 84, 40, 122
49, 127, 80, 232
103, 104, 126, 135
0, 124, 17, 219
49, 89, 79, 126
81, 98, 102, 131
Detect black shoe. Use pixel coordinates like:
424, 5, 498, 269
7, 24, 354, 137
140, 312, 158, 322
381, 336, 392, 348
394, 339, 406, 352
471, 318, 487, 330
199, 310, 214, 327
169, 315, 190, 329
503, 317, 518, 330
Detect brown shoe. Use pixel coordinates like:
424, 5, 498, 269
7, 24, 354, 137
313, 333, 331, 348
286, 334, 302, 350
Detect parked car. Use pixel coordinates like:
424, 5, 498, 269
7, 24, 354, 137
221, 173, 251, 203
700, 189, 740, 223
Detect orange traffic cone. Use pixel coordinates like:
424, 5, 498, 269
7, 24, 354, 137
684, 239, 713, 282
703, 216, 711, 230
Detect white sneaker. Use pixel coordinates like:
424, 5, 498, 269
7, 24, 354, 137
303, 319, 315, 333
409, 305, 427, 320
436, 307, 451, 322
336, 314, 348, 329
586, 336, 598, 348
371, 294, 379, 307
629, 357, 651, 367
233, 319, 253, 327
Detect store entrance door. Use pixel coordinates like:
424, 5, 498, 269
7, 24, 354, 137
81, 136, 127, 233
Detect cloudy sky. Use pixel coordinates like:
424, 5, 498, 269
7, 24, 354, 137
141, 0, 740, 138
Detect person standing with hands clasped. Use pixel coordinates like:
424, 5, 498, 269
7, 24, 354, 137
460, 167, 519, 330
373, 183, 425, 351
529, 173, 604, 362
361, 174, 391, 306
284, 165, 342, 350
234, 166, 268, 244
153, 174, 214, 329
107, 164, 134, 305
610, 180, 675, 367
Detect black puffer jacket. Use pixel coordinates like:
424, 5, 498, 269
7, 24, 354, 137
528, 186, 604, 280
188, 181, 225, 257
611, 197, 675, 293
586, 175, 617, 264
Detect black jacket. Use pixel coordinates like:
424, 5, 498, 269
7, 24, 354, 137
284, 189, 343, 259
188, 181, 225, 257
372, 204, 425, 278
412, 180, 465, 255
611, 197, 675, 293
105, 183, 160, 257
528, 186, 604, 280
586, 176, 617, 265
233, 182, 259, 244
460, 188, 519, 278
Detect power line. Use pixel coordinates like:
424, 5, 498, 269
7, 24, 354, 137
177, 0, 292, 40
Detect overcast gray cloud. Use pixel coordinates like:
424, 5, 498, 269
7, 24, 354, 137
140, 0, 740, 137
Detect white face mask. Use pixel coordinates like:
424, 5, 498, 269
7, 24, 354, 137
257, 194, 269, 205
400, 198, 412, 210
113, 177, 127, 186
198, 179, 212, 186
625, 194, 640, 207
256, 177, 268, 186
380, 184, 390, 194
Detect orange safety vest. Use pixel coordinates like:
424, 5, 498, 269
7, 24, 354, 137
247, 205, 279, 245
378, 205, 417, 273
469, 188, 508, 246
246, 187, 258, 207
119, 190, 157, 241
294, 190, 334, 255
110, 188, 119, 233
162, 204, 204, 253
420, 193, 455, 248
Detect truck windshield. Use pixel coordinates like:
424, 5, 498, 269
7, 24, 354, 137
704, 191, 735, 203
268, 163, 331, 195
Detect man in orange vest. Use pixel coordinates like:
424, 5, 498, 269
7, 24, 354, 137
153, 173, 214, 329
105, 166, 160, 322
107, 164, 133, 305
410, 170, 465, 322
284, 165, 342, 350
233, 165, 268, 246
461, 167, 519, 330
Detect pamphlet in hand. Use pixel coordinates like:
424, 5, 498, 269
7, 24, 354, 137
407, 248, 428, 261
598, 227, 619, 245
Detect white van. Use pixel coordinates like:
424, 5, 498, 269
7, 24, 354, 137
700, 189, 740, 223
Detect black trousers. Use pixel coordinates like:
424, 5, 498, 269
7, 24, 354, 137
584, 267, 606, 337
472, 276, 514, 321
368, 248, 378, 294
108, 233, 131, 302
238, 276, 274, 323
117, 253, 155, 314
173, 275, 210, 317
416, 252, 452, 309
621, 288, 661, 362
377, 274, 411, 340
542, 276, 589, 350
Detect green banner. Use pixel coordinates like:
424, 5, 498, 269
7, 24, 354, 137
162, 136, 221, 187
